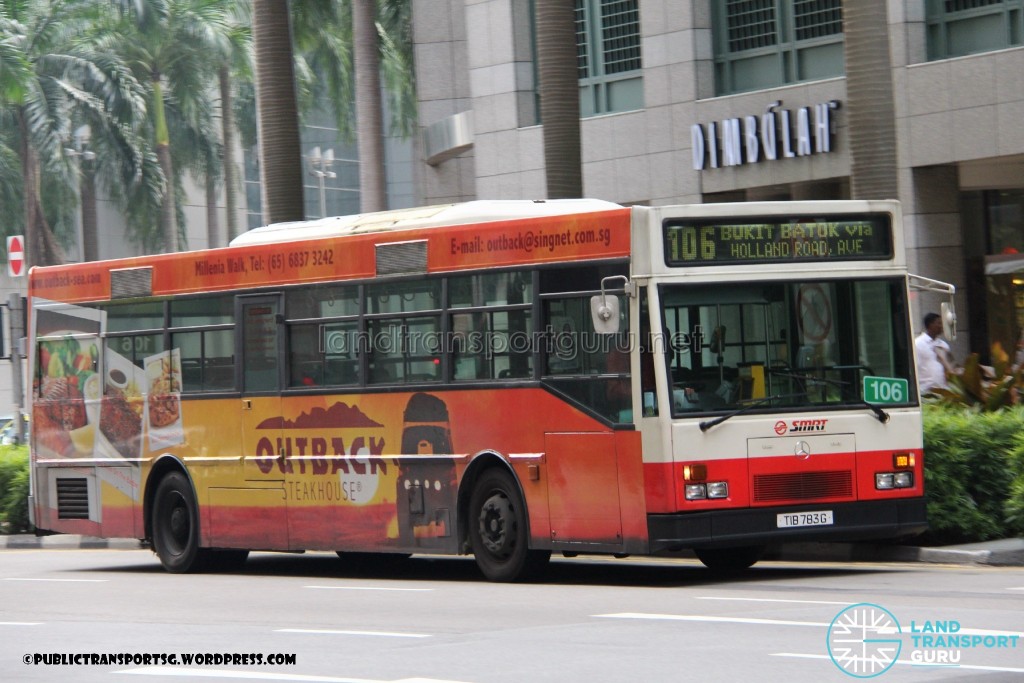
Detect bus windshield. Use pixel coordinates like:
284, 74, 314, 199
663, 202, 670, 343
658, 277, 916, 417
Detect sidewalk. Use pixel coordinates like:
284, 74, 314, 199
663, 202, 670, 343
2, 534, 1023, 566
0, 534, 143, 551
764, 537, 1024, 567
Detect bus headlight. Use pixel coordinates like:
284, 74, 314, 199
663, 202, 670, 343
894, 471, 914, 488
685, 484, 707, 500
876, 472, 914, 490
706, 482, 729, 499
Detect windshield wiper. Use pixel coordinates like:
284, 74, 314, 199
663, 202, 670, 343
771, 371, 889, 423
698, 394, 803, 432
855, 400, 890, 424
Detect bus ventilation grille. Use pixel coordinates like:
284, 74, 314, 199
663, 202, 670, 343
56, 478, 90, 519
753, 470, 852, 502
111, 267, 153, 299
376, 240, 427, 275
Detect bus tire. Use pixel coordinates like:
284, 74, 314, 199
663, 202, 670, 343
694, 545, 764, 573
468, 468, 549, 582
152, 472, 208, 573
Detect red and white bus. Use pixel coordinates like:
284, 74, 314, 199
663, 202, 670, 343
27, 199, 934, 580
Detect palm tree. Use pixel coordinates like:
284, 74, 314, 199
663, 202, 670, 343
534, 0, 582, 198
1, 0, 147, 268
218, 20, 251, 243
102, 0, 235, 252
250, 0, 304, 225
842, 0, 897, 199
255, 0, 415, 221
352, 0, 385, 212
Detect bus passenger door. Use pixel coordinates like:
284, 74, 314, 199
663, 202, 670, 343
224, 295, 289, 551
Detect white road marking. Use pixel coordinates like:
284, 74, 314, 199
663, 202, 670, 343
772, 652, 1024, 674
595, 613, 829, 627
304, 586, 432, 592
1008, 587, 1024, 591
275, 628, 431, 638
943, 626, 1024, 638
2, 581, 107, 585
598, 612, 1024, 638
696, 596, 852, 606
117, 669, 470, 682
1, 621, 43, 625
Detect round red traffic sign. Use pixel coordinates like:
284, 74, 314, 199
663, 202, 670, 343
7, 235, 23, 276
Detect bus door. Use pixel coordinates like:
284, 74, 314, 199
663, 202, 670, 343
234, 295, 289, 549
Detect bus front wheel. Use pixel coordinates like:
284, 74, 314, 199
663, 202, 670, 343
152, 472, 207, 573
468, 468, 549, 582
694, 545, 764, 572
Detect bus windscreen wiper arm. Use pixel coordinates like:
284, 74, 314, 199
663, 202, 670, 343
772, 371, 889, 423
857, 400, 890, 424
698, 394, 800, 432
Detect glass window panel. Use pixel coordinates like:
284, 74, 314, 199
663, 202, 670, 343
366, 316, 441, 384
286, 285, 359, 319
105, 302, 164, 332
323, 321, 360, 386
288, 324, 322, 387
449, 272, 532, 308
170, 295, 234, 327
452, 310, 533, 380
203, 329, 235, 390
242, 300, 280, 392
173, 329, 234, 392
174, 331, 203, 392
659, 279, 914, 417
107, 334, 164, 369
365, 280, 440, 314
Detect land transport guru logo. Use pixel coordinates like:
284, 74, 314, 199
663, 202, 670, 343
827, 603, 901, 678
826, 602, 1021, 677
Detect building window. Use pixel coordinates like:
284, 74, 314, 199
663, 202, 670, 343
573, 0, 643, 116
714, 0, 844, 96
926, 0, 1023, 60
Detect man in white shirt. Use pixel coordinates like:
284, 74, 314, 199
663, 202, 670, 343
915, 312, 955, 393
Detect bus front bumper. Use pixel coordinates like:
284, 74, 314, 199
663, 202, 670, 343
648, 498, 927, 552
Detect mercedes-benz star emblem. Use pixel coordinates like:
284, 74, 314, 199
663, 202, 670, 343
795, 440, 811, 459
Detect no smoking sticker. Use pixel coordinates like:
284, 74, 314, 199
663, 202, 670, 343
798, 283, 832, 342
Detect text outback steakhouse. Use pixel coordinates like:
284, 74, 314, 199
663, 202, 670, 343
25, 652, 297, 667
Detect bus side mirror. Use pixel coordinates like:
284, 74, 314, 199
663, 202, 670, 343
941, 301, 957, 341
590, 294, 620, 334
590, 275, 633, 334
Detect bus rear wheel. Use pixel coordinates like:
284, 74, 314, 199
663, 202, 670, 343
694, 545, 764, 573
152, 472, 208, 573
468, 468, 549, 582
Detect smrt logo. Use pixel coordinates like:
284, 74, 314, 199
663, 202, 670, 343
774, 419, 829, 435
790, 419, 828, 433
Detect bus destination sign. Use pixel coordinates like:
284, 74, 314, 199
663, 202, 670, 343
663, 214, 893, 266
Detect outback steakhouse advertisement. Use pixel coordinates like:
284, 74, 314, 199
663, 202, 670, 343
27, 209, 631, 304
30, 304, 642, 550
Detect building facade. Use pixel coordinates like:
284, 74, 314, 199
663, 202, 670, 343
412, 0, 1024, 360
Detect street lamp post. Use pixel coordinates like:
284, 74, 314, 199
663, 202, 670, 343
308, 146, 336, 218
64, 125, 96, 262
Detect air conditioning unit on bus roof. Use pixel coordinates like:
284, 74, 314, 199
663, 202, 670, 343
229, 199, 624, 247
